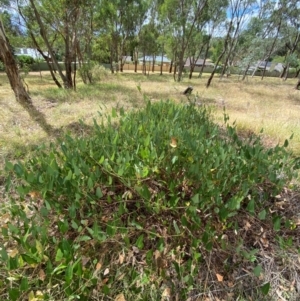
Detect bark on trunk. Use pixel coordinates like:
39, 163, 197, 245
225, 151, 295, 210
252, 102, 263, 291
29, 0, 70, 88
160, 46, 164, 76
0, 19, 54, 135
206, 49, 226, 88
29, 32, 62, 88
198, 43, 210, 78
152, 55, 155, 72
296, 77, 300, 90
0, 22, 31, 105
241, 64, 250, 81
169, 60, 173, 73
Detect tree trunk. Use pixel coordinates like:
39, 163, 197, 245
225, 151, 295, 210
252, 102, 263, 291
142, 53, 146, 75
189, 65, 195, 79
110, 45, 114, 74
261, 60, 269, 80
152, 55, 156, 72
198, 43, 210, 78
160, 45, 164, 76
206, 49, 226, 88
173, 62, 177, 80
134, 48, 138, 72
177, 52, 184, 81
0, 18, 55, 135
295, 77, 300, 90
28, 0, 70, 88
283, 62, 289, 81
241, 64, 250, 81
169, 60, 173, 73
0, 21, 31, 105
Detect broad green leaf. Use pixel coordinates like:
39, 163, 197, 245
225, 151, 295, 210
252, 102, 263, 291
96, 187, 103, 198
258, 209, 266, 220
21, 254, 39, 265
247, 199, 255, 213
261, 282, 270, 295
173, 220, 180, 234
253, 265, 262, 277
5, 161, 14, 171
136, 234, 144, 249
77, 235, 91, 242
55, 248, 64, 262
0, 246, 8, 261
20, 277, 29, 291
191, 193, 199, 205
88, 177, 93, 189
273, 216, 281, 231
9, 288, 20, 301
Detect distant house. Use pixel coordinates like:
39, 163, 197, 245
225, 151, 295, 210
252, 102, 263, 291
122, 55, 132, 63
15, 48, 50, 60
185, 58, 214, 68
255, 61, 284, 73
138, 55, 171, 64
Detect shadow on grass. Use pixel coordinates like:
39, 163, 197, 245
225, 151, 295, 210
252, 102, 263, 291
31, 82, 142, 103
62, 121, 94, 136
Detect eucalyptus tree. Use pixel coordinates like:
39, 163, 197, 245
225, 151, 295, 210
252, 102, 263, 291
15, 0, 97, 89
277, 0, 300, 81
0, 9, 25, 46
96, 0, 150, 73
0, 11, 55, 135
138, 23, 160, 75
0, 13, 31, 104
159, 0, 209, 82
186, 0, 226, 79
206, 0, 255, 87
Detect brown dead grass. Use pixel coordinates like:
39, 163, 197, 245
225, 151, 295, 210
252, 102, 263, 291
0, 71, 300, 167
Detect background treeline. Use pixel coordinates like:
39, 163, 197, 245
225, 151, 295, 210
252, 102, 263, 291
0, 0, 299, 88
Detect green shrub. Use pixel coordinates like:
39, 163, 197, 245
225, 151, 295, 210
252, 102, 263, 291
1, 100, 297, 300
16, 55, 35, 70
78, 61, 109, 84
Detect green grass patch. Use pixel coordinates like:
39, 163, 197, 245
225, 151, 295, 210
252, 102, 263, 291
1, 100, 299, 300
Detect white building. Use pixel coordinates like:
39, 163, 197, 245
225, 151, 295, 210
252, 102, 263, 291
15, 48, 49, 60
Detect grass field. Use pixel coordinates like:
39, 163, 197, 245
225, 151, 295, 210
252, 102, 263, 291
0, 70, 300, 300
1, 71, 299, 167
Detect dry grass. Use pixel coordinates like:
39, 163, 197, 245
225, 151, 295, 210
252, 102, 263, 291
0, 71, 300, 167
1, 71, 300, 300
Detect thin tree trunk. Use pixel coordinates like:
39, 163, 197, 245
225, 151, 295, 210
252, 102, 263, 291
279, 65, 287, 79
295, 77, 300, 90
261, 60, 269, 80
142, 53, 146, 75
206, 49, 226, 88
169, 60, 173, 73
242, 64, 250, 81
152, 54, 156, 72
283, 62, 289, 81
173, 62, 177, 81
198, 42, 210, 78
110, 45, 114, 74
28, 0, 70, 88
0, 18, 55, 136
29, 32, 62, 88
0, 21, 31, 104
160, 45, 164, 76
134, 49, 138, 72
